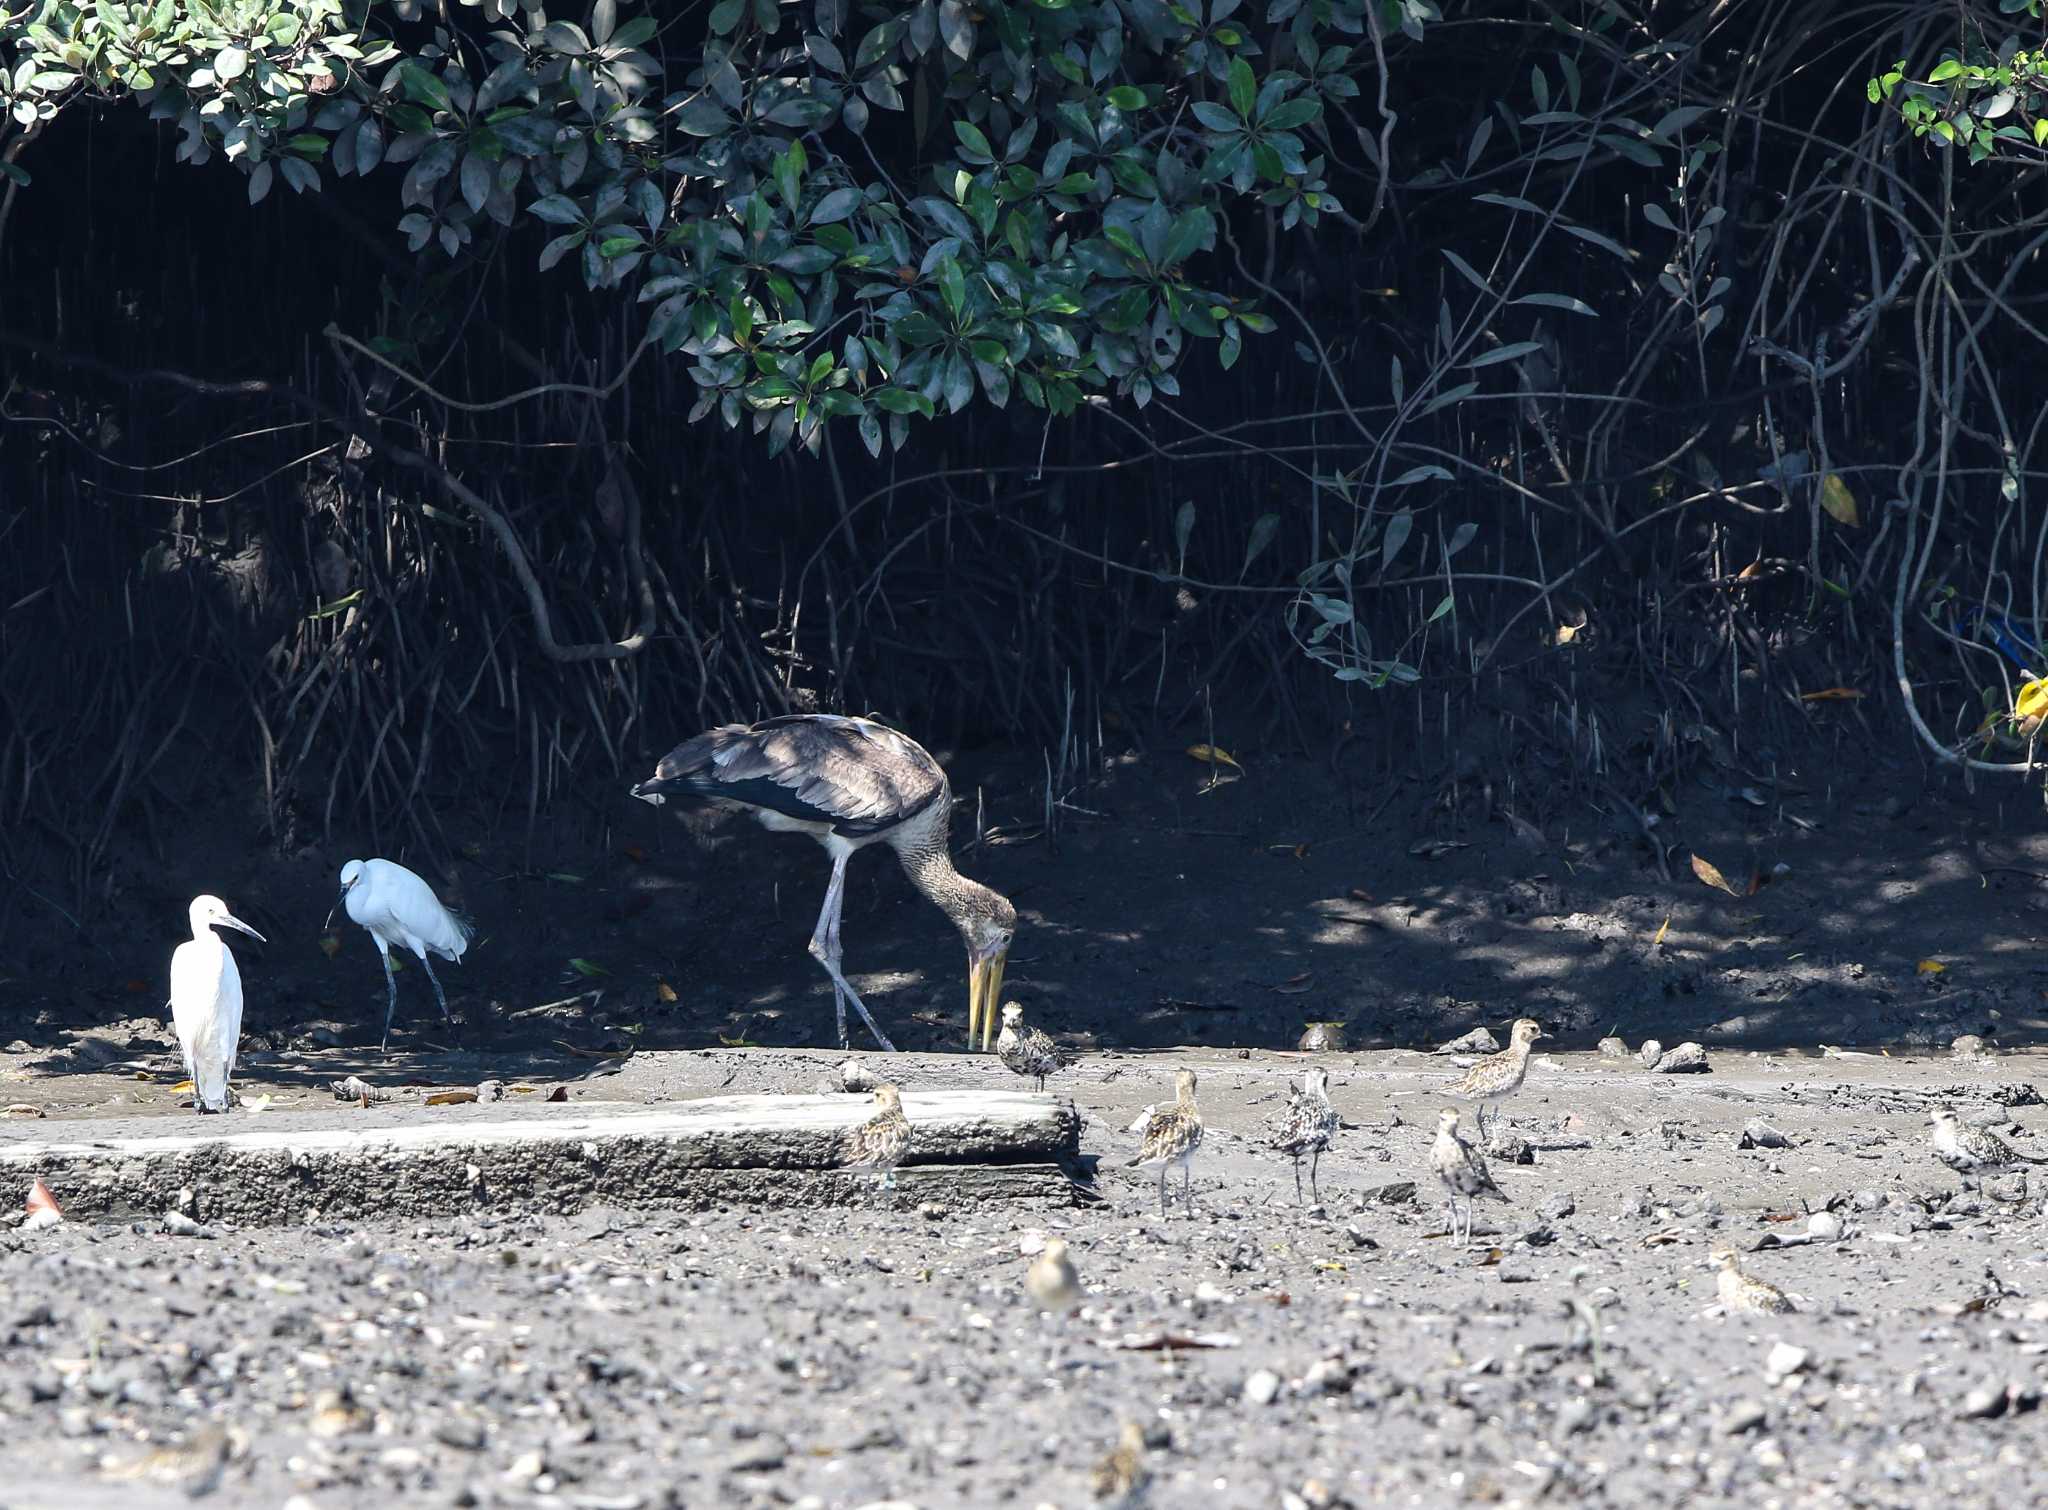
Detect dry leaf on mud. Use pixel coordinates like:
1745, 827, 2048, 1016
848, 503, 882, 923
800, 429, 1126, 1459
1916, 959, 1946, 976
656, 980, 678, 1003
318, 934, 341, 959
1690, 854, 1742, 896
1186, 744, 1242, 771
24, 1178, 62, 1225
425, 1090, 478, 1106
1799, 687, 1863, 702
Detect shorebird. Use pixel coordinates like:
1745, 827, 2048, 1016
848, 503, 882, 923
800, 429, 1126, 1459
1430, 1107, 1507, 1246
328, 858, 472, 1049
1930, 1108, 2046, 1175
1708, 1246, 1794, 1315
995, 1001, 1067, 1091
1129, 1069, 1204, 1218
1270, 1067, 1339, 1204
1090, 1421, 1149, 1505
843, 1083, 913, 1189
631, 714, 1015, 1053
1446, 1017, 1545, 1138
1025, 1236, 1081, 1312
168, 895, 266, 1114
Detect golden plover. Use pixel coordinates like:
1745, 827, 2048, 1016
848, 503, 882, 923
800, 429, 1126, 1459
1128, 1069, 1203, 1218
1025, 1235, 1081, 1312
1709, 1245, 1794, 1314
1269, 1066, 1339, 1204
1090, 1420, 1149, 1503
995, 1001, 1068, 1091
1430, 1106, 1507, 1246
842, 1083, 913, 1189
1446, 1017, 1545, 1139
1929, 1108, 2045, 1175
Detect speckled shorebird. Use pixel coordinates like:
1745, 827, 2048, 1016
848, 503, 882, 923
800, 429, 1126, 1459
1090, 1421, 1149, 1504
631, 714, 1015, 1053
1270, 1067, 1339, 1204
1025, 1236, 1081, 1312
995, 1001, 1067, 1091
1128, 1069, 1203, 1219
1430, 1107, 1507, 1247
1709, 1246, 1794, 1315
842, 1083, 913, 1189
1930, 1108, 2046, 1176
1446, 1017, 1545, 1138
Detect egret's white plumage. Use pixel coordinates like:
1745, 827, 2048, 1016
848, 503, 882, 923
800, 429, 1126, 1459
168, 895, 265, 1114
330, 858, 471, 1049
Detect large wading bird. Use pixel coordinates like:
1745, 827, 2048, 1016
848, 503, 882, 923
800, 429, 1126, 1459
169, 895, 266, 1113
631, 714, 1015, 1053
328, 858, 472, 1050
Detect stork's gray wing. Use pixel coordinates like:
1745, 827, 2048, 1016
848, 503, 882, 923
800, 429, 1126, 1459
637, 714, 946, 837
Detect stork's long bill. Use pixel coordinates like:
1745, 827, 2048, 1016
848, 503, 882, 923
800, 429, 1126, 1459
968, 941, 1009, 1052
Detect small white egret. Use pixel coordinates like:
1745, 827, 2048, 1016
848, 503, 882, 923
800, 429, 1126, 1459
328, 858, 472, 1049
168, 895, 266, 1114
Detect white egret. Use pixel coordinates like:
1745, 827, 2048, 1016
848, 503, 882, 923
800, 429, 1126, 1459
329, 858, 472, 1049
169, 895, 266, 1114
630, 713, 1015, 1053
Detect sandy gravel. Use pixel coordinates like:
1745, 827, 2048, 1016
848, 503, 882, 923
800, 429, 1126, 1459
2, 1043, 2047, 1508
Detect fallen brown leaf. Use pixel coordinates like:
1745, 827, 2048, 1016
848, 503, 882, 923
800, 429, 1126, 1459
425, 1090, 478, 1106
1799, 687, 1863, 702
25, 1178, 61, 1219
1690, 854, 1742, 897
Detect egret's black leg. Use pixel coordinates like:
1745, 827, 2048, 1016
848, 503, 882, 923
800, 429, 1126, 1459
377, 944, 401, 1051
417, 953, 455, 1026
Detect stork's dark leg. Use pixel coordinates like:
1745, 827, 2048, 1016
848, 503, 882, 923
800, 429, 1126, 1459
416, 952, 455, 1026
809, 855, 897, 1053
376, 941, 401, 1051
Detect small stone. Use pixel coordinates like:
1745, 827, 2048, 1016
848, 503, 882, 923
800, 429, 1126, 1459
435, 1417, 487, 1451
1434, 1027, 1500, 1056
1538, 1193, 1576, 1222
723, 1435, 789, 1473
1720, 1399, 1768, 1435
378, 1447, 426, 1471
1952, 1034, 1988, 1058
505, 1450, 545, 1483
1852, 1188, 1884, 1212
1651, 1041, 1709, 1073
1298, 1022, 1348, 1053
1960, 1384, 2008, 1419
1637, 1039, 1664, 1068
1302, 1357, 1351, 1392
1597, 1036, 1629, 1059
1555, 1397, 1594, 1436
839, 1061, 877, 1093
1243, 1368, 1282, 1406
918, 1202, 947, 1221
1806, 1211, 1843, 1243
1765, 1343, 1810, 1382
1738, 1118, 1791, 1149
1485, 1128, 1534, 1164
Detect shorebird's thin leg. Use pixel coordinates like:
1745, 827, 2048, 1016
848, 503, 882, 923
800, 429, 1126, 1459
1310, 1148, 1322, 1204
808, 857, 897, 1052
1182, 1161, 1193, 1218
416, 952, 455, 1026
375, 939, 401, 1051
1157, 1165, 1168, 1218
1293, 1156, 1304, 1203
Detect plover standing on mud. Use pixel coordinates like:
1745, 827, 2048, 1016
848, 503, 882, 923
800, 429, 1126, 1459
995, 1002, 1068, 1091
1929, 1108, 2045, 1177
1270, 1067, 1339, 1204
1090, 1421, 1149, 1504
1709, 1246, 1794, 1315
1430, 1107, 1508, 1246
1025, 1236, 1081, 1312
1446, 1018, 1545, 1139
842, 1083, 913, 1189
1128, 1069, 1204, 1218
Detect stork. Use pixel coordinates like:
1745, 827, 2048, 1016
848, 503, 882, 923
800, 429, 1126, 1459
630, 714, 1015, 1053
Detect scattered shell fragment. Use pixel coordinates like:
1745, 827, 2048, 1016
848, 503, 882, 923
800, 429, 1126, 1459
1637, 1039, 1664, 1068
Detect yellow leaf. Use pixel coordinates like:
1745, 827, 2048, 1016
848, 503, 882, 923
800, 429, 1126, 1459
1819, 473, 1860, 527
1186, 744, 1242, 771
1554, 622, 1580, 645
318, 934, 341, 959
1652, 915, 1670, 948
1799, 687, 1863, 702
656, 981, 678, 1004
171, 1079, 195, 1094
1916, 959, 1946, 975
425, 1089, 478, 1106
2016, 678, 2048, 724
1690, 854, 1741, 897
